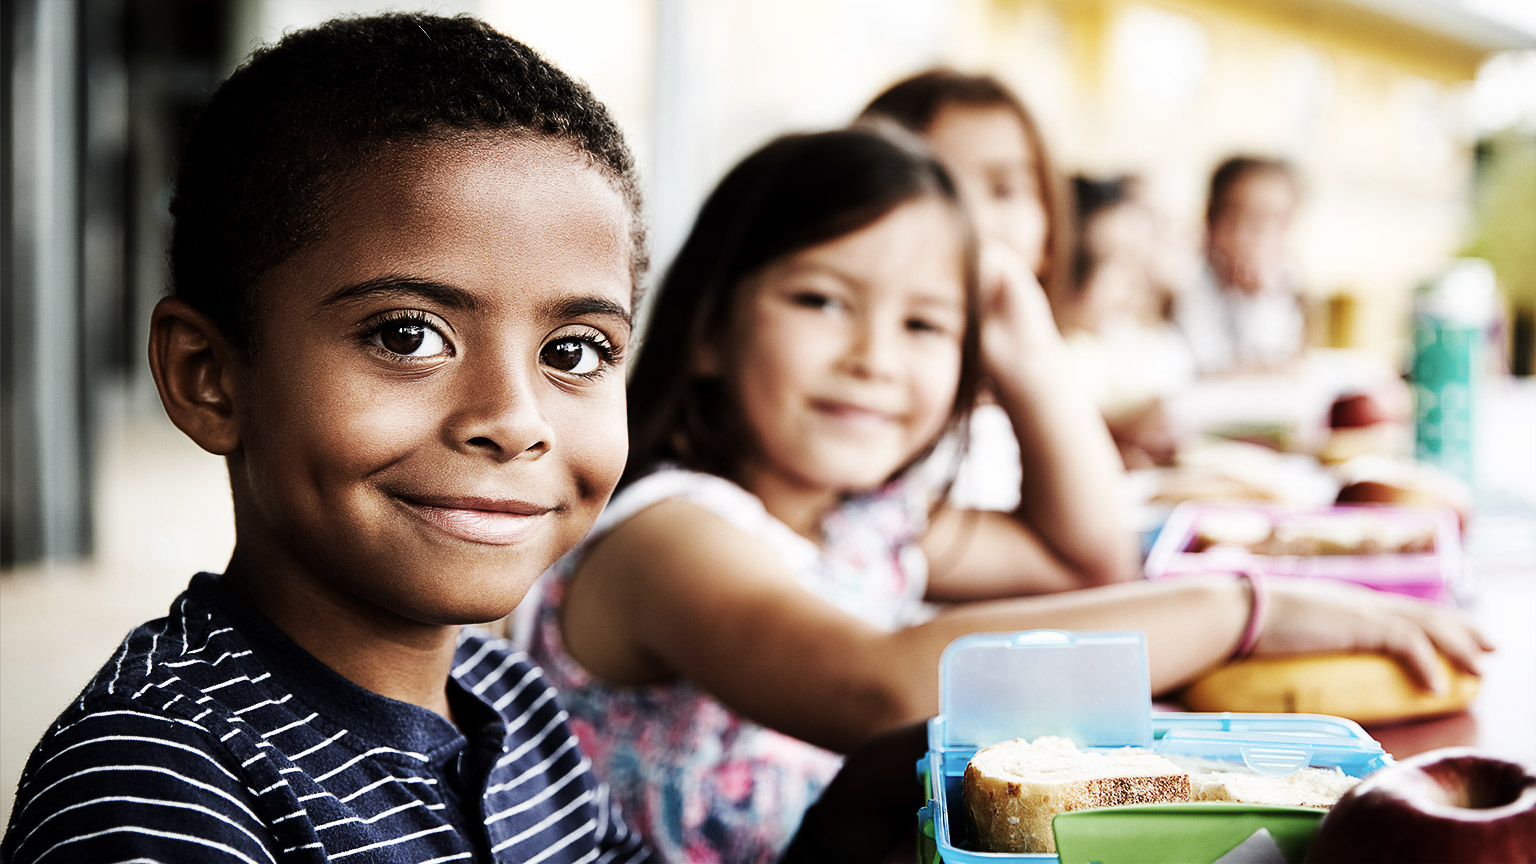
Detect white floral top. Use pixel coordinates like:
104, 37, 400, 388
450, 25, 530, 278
527, 466, 931, 862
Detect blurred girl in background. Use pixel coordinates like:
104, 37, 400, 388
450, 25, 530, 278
525, 123, 1488, 862
860, 69, 1131, 525
861, 70, 1070, 311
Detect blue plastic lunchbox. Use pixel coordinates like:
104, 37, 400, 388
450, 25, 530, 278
917, 631, 1392, 864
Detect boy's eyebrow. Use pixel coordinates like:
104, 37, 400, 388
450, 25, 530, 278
321, 275, 483, 311
319, 278, 631, 328
548, 296, 632, 329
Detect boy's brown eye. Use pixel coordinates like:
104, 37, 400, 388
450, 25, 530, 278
367, 317, 449, 359
380, 323, 427, 355
541, 338, 604, 375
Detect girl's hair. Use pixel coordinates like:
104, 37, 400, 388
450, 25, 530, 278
623, 124, 983, 491
859, 69, 1072, 315
170, 13, 645, 356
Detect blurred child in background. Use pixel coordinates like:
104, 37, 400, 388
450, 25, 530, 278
1057, 173, 1195, 467
861, 70, 1071, 311
1176, 155, 1307, 375
860, 68, 1132, 535
525, 123, 1489, 863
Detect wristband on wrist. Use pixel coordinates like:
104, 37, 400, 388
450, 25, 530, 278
1232, 571, 1267, 661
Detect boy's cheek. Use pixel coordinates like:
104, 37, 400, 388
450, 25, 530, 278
582, 393, 631, 491
552, 385, 629, 499
304, 393, 423, 463
241, 382, 417, 485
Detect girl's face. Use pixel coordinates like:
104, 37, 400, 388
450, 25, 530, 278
228, 136, 633, 626
923, 104, 1049, 276
718, 196, 966, 499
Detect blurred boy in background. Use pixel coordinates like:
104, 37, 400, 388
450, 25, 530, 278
1176, 156, 1305, 375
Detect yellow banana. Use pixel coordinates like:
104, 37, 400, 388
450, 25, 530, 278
1180, 653, 1479, 725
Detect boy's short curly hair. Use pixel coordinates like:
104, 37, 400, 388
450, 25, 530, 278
170, 13, 646, 354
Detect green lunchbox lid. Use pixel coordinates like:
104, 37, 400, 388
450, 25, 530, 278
1052, 803, 1325, 864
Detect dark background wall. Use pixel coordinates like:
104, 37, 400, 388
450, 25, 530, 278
3, 0, 232, 567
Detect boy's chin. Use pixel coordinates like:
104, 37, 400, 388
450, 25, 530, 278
373, 565, 540, 628
406, 597, 524, 628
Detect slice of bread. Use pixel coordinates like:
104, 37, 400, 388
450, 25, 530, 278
1191, 765, 1359, 808
962, 736, 1192, 853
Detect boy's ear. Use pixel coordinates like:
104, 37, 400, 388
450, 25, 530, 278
147, 297, 243, 456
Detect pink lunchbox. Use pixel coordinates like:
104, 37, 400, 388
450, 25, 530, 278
1143, 502, 1461, 602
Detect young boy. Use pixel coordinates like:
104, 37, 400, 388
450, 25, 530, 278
0, 13, 651, 862
1174, 155, 1305, 375
1, 14, 925, 863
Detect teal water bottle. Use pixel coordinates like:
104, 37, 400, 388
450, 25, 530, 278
1411, 259, 1496, 486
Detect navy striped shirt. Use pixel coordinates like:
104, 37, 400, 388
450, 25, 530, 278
1, 573, 652, 863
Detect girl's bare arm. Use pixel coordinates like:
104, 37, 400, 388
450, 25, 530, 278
560, 498, 1489, 753
925, 247, 1137, 600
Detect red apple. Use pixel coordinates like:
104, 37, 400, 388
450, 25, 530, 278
1332, 454, 1475, 534
1306, 748, 1536, 863
1335, 479, 1471, 535
1330, 392, 1391, 429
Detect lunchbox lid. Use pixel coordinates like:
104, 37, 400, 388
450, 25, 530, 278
1154, 728, 1390, 776
939, 630, 1153, 751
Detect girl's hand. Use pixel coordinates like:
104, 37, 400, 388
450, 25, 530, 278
1252, 578, 1494, 692
943, 240, 1140, 590
977, 241, 1064, 388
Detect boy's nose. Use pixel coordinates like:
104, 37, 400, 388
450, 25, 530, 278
446, 360, 554, 461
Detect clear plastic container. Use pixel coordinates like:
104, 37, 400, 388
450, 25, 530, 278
918, 631, 1390, 864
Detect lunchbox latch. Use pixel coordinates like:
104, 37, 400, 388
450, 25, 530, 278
1241, 743, 1313, 775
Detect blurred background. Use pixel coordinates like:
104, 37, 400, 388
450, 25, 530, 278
4, 0, 1535, 824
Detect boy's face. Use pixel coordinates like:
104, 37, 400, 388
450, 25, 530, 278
226, 137, 632, 625
1208, 170, 1297, 296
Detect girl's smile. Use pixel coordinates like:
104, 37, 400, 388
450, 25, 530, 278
808, 398, 905, 430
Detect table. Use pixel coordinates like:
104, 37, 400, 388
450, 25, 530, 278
1366, 511, 1536, 767
1369, 378, 1536, 767
1150, 376, 1536, 767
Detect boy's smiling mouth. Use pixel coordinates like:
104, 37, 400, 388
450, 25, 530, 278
392, 492, 559, 546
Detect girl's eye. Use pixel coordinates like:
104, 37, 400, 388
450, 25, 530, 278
907, 317, 955, 337
789, 291, 844, 313
369, 317, 450, 359
541, 337, 605, 376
